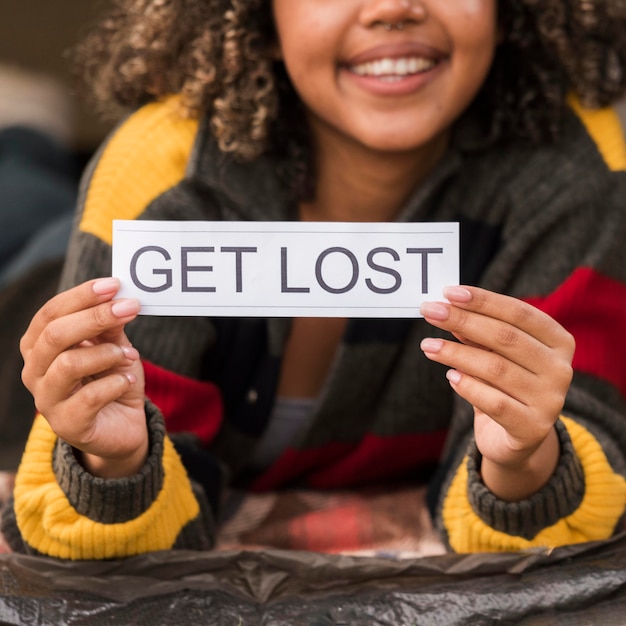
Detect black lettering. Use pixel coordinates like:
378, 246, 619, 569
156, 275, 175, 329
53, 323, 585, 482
221, 246, 257, 293
315, 247, 358, 294
130, 246, 173, 293
281, 247, 310, 293
181, 247, 216, 293
366, 247, 402, 294
406, 248, 444, 293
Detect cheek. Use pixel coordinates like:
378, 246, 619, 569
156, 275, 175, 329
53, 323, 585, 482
453, 0, 497, 23
451, 0, 498, 50
275, 30, 327, 83
273, 2, 334, 63
461, 0, 494, 16
453, 18, 498, 75
278, 31, 336, 104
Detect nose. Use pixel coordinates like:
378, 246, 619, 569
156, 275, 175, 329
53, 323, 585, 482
359, 0, 427, 29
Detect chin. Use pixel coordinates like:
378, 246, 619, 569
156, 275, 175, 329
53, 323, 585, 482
360, 135, 435, 154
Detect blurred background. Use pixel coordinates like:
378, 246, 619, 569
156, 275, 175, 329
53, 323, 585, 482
0, 0, 113, 154
0, 0, 117, 469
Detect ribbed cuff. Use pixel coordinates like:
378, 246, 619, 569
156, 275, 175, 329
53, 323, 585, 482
0, 497, 26, 553
467, 419, 586, 539
53, 401, 166, 524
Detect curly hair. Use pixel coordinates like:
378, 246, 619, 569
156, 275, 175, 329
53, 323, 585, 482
74, 0, 626, 178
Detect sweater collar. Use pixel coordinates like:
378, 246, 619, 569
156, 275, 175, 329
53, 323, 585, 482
188, 116, 475, 224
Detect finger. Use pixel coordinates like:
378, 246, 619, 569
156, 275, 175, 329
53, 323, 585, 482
446, 368, 525, 427
420, 337, 536, 404
450, 332, 488, 350
43, 373, 139, 447
23, 298, 141, 381
36, 343, 140, 407
21, 278, 122, 355
445, 370, 561, 442
444, 286, 575, 356
421, 301, 553, 374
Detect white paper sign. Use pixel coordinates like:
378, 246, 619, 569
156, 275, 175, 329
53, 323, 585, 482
112, 220, 459, 317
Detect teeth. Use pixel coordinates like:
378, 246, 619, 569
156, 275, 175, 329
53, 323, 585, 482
350, 57, 436, 78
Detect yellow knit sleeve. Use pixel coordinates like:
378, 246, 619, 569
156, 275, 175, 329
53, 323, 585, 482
442, 416, 626, 553
80, 95, 199, 245
13, 414, 200, 560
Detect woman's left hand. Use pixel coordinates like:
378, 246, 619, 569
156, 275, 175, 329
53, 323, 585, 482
420, 285, 575, 501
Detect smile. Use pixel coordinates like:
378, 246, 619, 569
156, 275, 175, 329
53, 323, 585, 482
349, 57, 438, 80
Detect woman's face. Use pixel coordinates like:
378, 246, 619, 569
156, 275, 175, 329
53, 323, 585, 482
271, 0, 498, 156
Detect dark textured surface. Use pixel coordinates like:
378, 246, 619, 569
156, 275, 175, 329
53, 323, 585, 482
2, 535, 626, 625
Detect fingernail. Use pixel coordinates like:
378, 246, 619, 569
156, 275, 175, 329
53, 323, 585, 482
420, 302, 449, 321
93, 277, 120, 295
444, 286, 472, 303
121, 345, 139, 360
111, 299, 140, 318
125, 373, 137, 385
421, 338, 444, 354
446, 370, 462, 385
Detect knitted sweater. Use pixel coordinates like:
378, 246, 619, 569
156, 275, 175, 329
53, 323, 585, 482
2, 96, 626, 559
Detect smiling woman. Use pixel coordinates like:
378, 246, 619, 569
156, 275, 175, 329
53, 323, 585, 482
270, 0, 498, 223
271, 0, 497, 157
2, 0, 626, 563
71, 0, 626, 200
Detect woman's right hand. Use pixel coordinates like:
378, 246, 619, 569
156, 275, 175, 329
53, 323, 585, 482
20, 277, 148, 478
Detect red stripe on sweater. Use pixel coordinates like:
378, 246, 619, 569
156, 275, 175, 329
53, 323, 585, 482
524, 267, 626, 397
143, 360, 223, 446
251, 430, 447, 491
